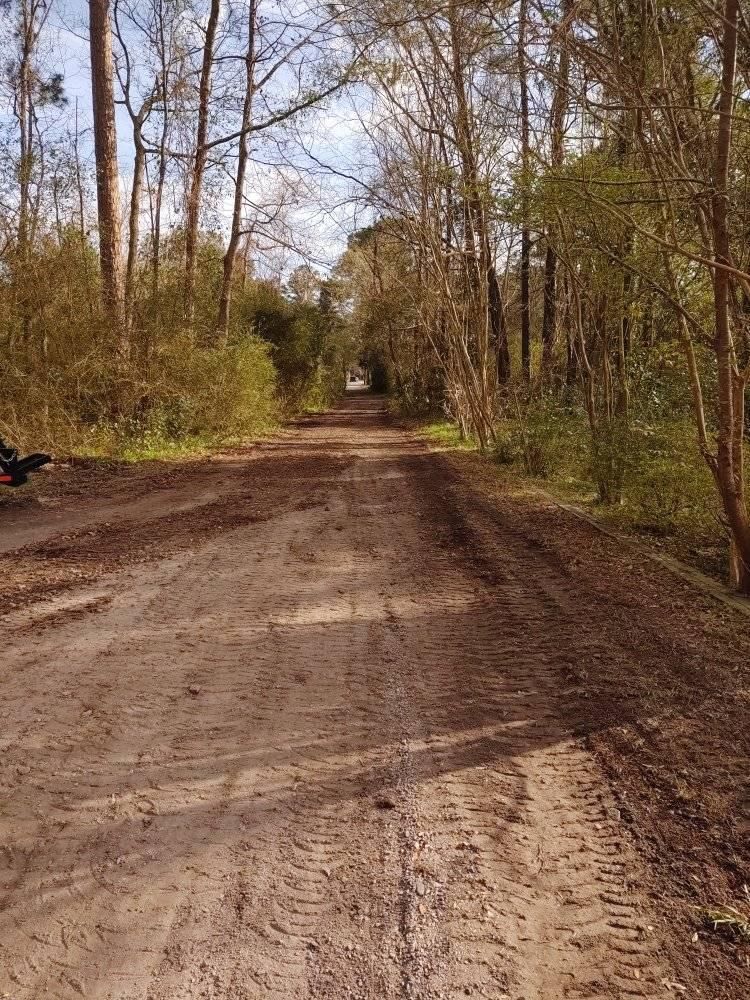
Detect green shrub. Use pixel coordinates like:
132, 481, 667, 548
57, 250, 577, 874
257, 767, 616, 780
493, 425, 520, 465
589, 418, 634, 504
1, 334, 279, 460
497, 400, 585, 479
624, 421, 718, 537
105, 338, 279, 456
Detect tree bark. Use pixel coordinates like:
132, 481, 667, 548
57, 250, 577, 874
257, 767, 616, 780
184, 0, 221, 325
148, 0, 171, 299
216, 0, 256, 344
711, 0, 750, 591
541, 0, 570, 379
125, 130, 146, 333
446, 0, 506, 426
518, 0, 531, 384
17, 3, 32, 266
89, 0, 125, 344
74, 97, 86, 241
14, 0, 40, 349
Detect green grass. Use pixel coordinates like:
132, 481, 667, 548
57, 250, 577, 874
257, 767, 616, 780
113, 435, 215, 463
420, 419, 478, 450
68, 417, 280, 464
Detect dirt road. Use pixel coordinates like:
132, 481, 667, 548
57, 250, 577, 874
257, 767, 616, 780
1, 393, 748, 999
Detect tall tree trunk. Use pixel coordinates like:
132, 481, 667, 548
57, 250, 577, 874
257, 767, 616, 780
541, 243, 556, 376
150, 0, 171, 299
446, 0, 506, 428
17, 14, 31, 263
89, 0, 125, 345
184, 0, 221, 326
518, 0, 531, 384
711, 0, 750, 591
16, 0, 36, 349
113, 0, 157, 336
489, 259, 510, 383
216, 0, 256, 344
541, 0, 570, 379
125, 132, 145, 333
152, 148, 167, 295
74, 97, 86, 241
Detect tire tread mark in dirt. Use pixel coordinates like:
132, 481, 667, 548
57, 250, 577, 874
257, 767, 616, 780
411, 470, 669, 998
0, 395, 679, 1000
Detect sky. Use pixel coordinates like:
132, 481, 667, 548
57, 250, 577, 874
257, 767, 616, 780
7, 0, 375, 276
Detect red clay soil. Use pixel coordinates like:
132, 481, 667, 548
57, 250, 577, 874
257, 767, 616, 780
0, 391, 747, 1000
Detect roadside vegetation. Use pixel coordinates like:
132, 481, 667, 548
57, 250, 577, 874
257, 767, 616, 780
2, 248, 351, 461
420, 409, 727, 582
333, 0, 750, 593
0, 0, 354, 463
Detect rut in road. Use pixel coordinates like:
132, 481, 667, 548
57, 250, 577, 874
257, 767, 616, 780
0, 394, 669, 1000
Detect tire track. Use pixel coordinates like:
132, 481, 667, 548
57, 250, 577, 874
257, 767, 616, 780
0, 393, 679, 999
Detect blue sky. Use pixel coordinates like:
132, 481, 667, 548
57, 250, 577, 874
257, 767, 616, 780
7, 0, 373, 273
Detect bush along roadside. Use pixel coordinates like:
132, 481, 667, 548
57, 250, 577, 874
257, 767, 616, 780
419, 398, 736, 588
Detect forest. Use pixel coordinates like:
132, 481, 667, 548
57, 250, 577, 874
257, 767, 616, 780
2, 0, 749, 591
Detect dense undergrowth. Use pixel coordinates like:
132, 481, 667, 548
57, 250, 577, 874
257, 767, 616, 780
421, 404, 731, 582
1, 236, 351, 462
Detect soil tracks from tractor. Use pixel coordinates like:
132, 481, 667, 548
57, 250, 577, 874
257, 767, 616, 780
0, 393, 747, 999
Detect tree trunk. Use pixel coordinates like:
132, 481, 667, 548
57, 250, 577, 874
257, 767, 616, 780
541, 0, 570, 379
518, 0, 531, 383
446, 0, 505, 427
16, 0, 37, 349
490, 264, 510, 384
151, 0, 171, 298
152, 149, 167, 296
711, 0, 750, 591
125, 133, 145, 333
216, 0, 256, 344
89, 0, 125, 345
184, 0, 221, 325
74, 97, 86, 241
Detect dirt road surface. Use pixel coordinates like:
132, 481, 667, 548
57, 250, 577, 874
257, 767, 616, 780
1, 392, 748, 999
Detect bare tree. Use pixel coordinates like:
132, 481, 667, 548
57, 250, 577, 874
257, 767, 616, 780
215, 0, 256, 342
6, 0, 60, 346
540, 0, 570, 378
517, 0, 531, 383
113, 0, 160, 333
710, 0, 750, 590
184, 0, 220, 324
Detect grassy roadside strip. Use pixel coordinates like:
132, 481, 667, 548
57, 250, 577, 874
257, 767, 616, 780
415, 418, 750, 619
0, 402, 332, 509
